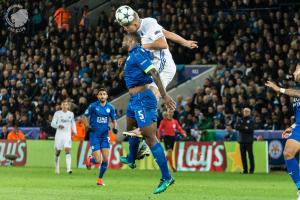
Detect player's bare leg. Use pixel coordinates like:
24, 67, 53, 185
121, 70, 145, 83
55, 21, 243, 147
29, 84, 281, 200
64, 147, 72, 174
86, 149, 101, 171
92, 150, 102, 164
140, 123, 174, 194
55, 149, 61, 174
283, 139, 300, 198
149, 85, 161, 101
97, 148, 110, 186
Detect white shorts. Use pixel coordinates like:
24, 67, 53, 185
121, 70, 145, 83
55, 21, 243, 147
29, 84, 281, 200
54, 132, 72, 150
150, 58, 176, 89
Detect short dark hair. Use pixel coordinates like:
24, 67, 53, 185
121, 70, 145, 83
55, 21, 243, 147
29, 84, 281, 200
125, 32, 141, 43
97, 88, 108, 94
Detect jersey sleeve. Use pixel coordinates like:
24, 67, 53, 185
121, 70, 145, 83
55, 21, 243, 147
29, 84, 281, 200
110, 105, 117, 121
51, 112, 59, 129
84, 104, 93, 118
147, 18, 164, 41
71, 112, 77, 135
133, 48, 155, 73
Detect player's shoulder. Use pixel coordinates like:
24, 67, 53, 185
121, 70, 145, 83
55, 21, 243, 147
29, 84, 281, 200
142, 17, 158, 25
106, 102, 115, 109
54, 110, 61, 115
90, 101, 98, 107
67, 110, 74, 115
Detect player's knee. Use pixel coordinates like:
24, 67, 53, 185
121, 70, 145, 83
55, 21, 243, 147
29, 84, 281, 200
55, 150, 61, 157
94, 157, 101, 164
283, 149, 295, 159
144, 137, 157, 148
65, 149, 71, 154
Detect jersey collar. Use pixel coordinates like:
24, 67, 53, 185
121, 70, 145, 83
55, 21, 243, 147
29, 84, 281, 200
97, 100, 107, 107
129, 44, 141, 53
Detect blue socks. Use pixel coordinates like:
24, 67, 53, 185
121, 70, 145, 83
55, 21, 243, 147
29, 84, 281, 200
151, 143, 171, 180
285, 158, 300, 189
99, 161, 108, 178
127, 137, 140, 164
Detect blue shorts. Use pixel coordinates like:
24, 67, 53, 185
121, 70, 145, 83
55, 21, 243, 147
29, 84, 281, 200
89, 133, 110, 152
289, 127, 300, 142
126, 89, 157, 128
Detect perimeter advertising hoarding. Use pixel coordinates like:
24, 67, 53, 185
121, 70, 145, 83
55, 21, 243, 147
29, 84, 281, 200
77, 141, 269, 173
0, 140, 26, 166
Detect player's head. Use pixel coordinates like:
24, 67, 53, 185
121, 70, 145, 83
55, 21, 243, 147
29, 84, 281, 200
122, 12, 140, 33
122, 32, 141, 51
61, 100, 69, 112
97, 88, 108, 103
293, 63, 300, 82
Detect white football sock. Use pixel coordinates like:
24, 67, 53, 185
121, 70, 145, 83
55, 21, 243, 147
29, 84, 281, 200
66, 153, 71, 172
55, 156, 60, 174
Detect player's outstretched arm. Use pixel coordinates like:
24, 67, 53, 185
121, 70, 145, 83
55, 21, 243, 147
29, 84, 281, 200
163, 29, 198, 49
148, 68, 176, 111
265, 81, 300, 98
142, 37, 168, 50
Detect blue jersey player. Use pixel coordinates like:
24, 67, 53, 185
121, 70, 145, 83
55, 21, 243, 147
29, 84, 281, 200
121, 32, 176, 194
266, 64, 300, 199
83, 88, 118, 186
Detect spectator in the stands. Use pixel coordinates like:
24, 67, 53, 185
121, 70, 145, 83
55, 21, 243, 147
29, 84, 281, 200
0, 123, 8, 139
7, 122, 26, 141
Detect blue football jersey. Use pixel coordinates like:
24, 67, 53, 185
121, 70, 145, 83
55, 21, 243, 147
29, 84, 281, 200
293, 84, 300, 125
124, 44, 154, 89
84, 101, 117, 137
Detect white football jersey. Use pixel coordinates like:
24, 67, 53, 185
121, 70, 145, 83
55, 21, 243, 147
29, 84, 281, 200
137, 17, 175, 73
51, 110, 77, 135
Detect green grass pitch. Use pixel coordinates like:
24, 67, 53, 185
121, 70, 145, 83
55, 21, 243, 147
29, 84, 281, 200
0, 167, 296, 200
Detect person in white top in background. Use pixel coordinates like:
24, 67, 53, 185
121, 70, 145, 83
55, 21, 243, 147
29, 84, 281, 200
51, 100, 77, 174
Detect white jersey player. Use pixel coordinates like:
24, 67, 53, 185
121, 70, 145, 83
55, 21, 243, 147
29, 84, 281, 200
117, 6, 198, 159
119, 7, 198, 99
51, 101, 77, 174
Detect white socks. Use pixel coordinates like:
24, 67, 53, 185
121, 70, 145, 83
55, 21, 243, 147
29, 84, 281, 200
66, 153, 71, 172
55, 156, 60, 174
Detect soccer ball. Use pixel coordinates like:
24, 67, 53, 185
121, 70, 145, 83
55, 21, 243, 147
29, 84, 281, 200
115, 5, 135, 26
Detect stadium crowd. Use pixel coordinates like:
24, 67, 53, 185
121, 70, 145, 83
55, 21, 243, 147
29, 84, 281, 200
0, 0, 299, 140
